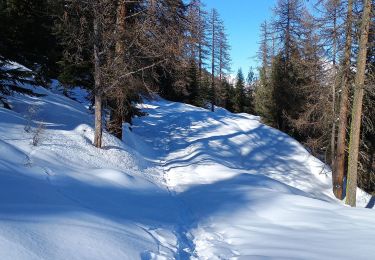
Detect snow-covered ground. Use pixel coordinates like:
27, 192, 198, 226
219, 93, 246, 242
0, 82, 375, 260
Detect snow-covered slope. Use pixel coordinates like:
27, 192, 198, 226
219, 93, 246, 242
0, 83, 375, 260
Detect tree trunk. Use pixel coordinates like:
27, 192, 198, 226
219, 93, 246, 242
285, 0, 291, 64
330, 4, 338, 169
93, 11, 103, 148
94, 93, 103, 148
198, 6, 203, 83
333, 0, 353, 199
346, 0, 372, 207
219, 45, 222, 82
110, 0, 127, 140
211, 10, 216, 112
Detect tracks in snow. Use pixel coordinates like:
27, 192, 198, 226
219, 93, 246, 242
153, 113, 198, 260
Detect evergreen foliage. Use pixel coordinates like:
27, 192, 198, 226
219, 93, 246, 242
233, 69, 246, 113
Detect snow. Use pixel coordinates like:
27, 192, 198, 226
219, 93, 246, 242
0, 82, 375, 260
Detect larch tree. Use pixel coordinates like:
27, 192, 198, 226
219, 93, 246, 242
346, 0, 372, 207
218, 24, 231, 82
334, 0, 354, 199
315, 0, 344, 168
255, 21, 277, 126
187, 0, 209, 80
185, 0, 209, 106
216, 21, 231, 109
61, 0, 188, 148
208, 8, 220, 112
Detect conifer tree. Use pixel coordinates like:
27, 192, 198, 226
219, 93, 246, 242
234, 68, 246, 113
186, 59, 200, 106
255, 21, 277, 125
221, 78, 235, 112
245, 67, 255, 114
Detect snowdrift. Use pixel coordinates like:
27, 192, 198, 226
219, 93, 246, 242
0, 81, 374, 260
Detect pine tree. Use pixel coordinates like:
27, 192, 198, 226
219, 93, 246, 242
186, 59, 200, 106
245, 67, 255, 114
221, 78, 235, 112
234, 68, 246, 113
255, 21, 277, 125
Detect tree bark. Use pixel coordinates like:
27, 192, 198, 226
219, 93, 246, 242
346, 0, 372, 207
93, 11, 103, 148
109, 0, 127, 140
94, 93, 103, 148
198, 5, 203, 82
211, 10, 216, 112
333, 0, 353, 199
330, 3, 338, 169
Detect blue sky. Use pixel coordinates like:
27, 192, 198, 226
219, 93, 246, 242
202, 0, 277, 76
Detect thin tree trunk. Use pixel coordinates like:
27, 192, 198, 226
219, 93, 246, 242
211, 10, 215, 112
285, 0, 291, 64
346, 0, 372, 207
219, 46, 222, 82
330, 4, 338, 168
333, 0, 353, 199
198, 43, 202, 80
198, 5, 203, 83
93, 12, 103, 148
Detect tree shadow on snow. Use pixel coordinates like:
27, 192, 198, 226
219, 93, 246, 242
0, 163, 304, 259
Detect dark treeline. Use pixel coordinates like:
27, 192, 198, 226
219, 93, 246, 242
254, 0, 374, 205
0, 0, 254, 146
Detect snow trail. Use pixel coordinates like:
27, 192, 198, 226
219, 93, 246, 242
1, 84, 375, 259
134, 98, 375, 260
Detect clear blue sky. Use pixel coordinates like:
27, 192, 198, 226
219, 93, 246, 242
202, 0, 276, 76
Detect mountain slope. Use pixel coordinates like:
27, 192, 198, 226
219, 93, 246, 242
0, 83, 374, 259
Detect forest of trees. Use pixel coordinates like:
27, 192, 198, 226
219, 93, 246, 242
0, 0, 374, 206
0, 0, 254, 144
255, 0, 374, 206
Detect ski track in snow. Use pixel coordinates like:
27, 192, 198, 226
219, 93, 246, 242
0, 83, 375, 260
